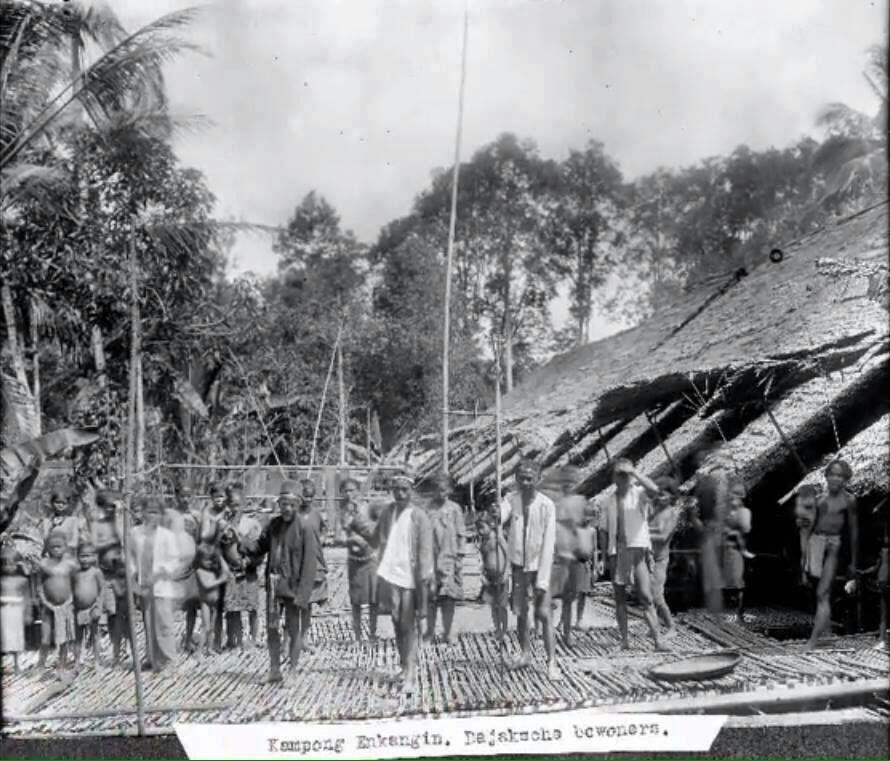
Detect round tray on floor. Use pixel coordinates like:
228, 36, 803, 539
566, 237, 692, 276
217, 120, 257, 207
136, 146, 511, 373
648, 650, 741, 682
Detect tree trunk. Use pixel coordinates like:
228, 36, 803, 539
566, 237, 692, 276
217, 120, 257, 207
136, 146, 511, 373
135, 352, 145, 475
503, 313, 514, 393
2, 282, 29, 390
28, 297, 41, 435
91, 325, 107, 388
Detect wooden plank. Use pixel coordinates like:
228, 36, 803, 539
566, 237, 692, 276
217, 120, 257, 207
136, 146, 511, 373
596, 677, 890, 715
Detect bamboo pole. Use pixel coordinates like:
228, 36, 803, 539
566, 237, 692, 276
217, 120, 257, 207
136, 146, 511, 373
6, 701, 234, 723
644, 410, 680, 480
337, 339, 346, 467
597, 427, 612, 465
366, 407, 372, 467
763, 403, 808, 476
309, 323, 342, 476
125, 231, 147, 736
494, 341, 503, 503
441, 0, 470, 474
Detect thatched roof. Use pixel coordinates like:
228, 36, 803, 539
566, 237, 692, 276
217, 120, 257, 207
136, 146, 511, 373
392, 202, 889, 500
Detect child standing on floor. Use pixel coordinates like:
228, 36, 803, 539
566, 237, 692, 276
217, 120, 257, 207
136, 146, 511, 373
37, 530, 79, 671
195, 543, 231, 657
1, 542, 29, 674
73, 542, 106, 668
477, 515, 509, 643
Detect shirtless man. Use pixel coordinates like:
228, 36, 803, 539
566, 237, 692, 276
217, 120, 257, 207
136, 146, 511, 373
90, 490, 128, 666
805, 460, 858, 650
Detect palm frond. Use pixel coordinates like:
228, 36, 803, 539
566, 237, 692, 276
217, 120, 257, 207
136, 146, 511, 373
0, 161, 68, 217
1, 6, 204, 169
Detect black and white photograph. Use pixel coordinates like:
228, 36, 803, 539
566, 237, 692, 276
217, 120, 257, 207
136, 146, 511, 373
1, 0, 888, 758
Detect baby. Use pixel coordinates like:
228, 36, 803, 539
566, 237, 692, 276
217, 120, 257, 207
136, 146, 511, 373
37, 530, 79, 671
73, 543, 106, 668
477, 516, 509, 643
794, 485, 818, 584
1, 543, 29, 674
195, 543, 231, 656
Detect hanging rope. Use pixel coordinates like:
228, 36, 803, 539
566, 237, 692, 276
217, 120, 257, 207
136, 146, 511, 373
309, 322, 344, 476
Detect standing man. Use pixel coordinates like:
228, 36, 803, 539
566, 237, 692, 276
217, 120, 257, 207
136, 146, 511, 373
200, 482, 228, 650
690, 441, 734, 616
296, 478, 327, 654
805, 460, 859, 650
128, 497, 187, 673
341, 478, 379, 644
243, 480, 316, 683
498, 459, 560, 680
168, 483, 200, 653
425, 473, 466, 643
722, 478, 753, 623
90, 490, 128, 667
222, 483, 262, 650
599, 459, 668, 652
374, 468, 433, 696
648, 476, 683, 638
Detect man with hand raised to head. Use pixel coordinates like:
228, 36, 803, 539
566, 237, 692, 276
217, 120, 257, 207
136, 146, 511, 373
499, 458, 561, 680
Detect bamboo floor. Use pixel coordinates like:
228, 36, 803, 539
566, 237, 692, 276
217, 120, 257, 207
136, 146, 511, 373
2, 554, 887, 737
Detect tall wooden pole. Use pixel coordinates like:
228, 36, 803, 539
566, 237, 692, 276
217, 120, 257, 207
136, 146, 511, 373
494, 340, 503, 503
366, 407, 372, 468
337, 339, 346, 467
441, 0, 470, 474
125, 231, 147, 735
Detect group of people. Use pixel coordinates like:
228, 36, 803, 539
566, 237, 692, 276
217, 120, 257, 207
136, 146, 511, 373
1, 443, 886, 696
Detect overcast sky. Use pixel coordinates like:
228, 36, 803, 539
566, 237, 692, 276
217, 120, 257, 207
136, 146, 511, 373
113, 0, 886, 334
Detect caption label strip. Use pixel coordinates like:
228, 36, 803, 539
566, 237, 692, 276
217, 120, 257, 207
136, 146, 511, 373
176, 711, 726, 759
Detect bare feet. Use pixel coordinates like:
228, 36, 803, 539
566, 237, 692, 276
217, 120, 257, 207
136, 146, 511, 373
267, 670, 283, 684
547, 661, 563, 681
509, 654, 532, 670
654, 640, 671, 652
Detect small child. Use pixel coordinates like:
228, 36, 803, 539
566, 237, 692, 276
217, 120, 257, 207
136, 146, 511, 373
477, 516, 509, 644
195, 543, 230, 656
37, 530, 79, 671
1, 542, 29, 674
794, 485, 818, 584
73, 542, 106, 668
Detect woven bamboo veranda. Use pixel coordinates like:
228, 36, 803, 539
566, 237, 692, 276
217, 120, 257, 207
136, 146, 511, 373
3, 550, 887, 737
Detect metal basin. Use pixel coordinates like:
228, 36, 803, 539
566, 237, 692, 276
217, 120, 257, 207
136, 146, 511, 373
648, 650, 742, 682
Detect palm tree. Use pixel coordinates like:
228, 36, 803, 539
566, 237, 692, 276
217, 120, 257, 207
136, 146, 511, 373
1, 2, 201, 524
813, 44, 888, 206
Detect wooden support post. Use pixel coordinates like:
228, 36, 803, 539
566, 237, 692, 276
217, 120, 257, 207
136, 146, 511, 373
366, 407, 372, 467
644, 410, 680, 481
324, 466, 337, 539
337, 339, 346, 467
125, 231, 147, 736
494, 341, 503, 503
762, 402, 808, 476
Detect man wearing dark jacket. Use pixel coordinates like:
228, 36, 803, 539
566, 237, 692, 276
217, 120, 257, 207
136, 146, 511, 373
374, 468, 433, 696
244, 480, 317, 684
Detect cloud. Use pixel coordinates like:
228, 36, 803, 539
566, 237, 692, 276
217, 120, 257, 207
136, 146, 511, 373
108, 0, 886, 283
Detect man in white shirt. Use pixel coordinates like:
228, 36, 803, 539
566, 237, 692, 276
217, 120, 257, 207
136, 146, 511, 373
598, 458, 668, 652
374, 468, 433, 696
128, 497, 190, 672
499, 459, 560, 680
